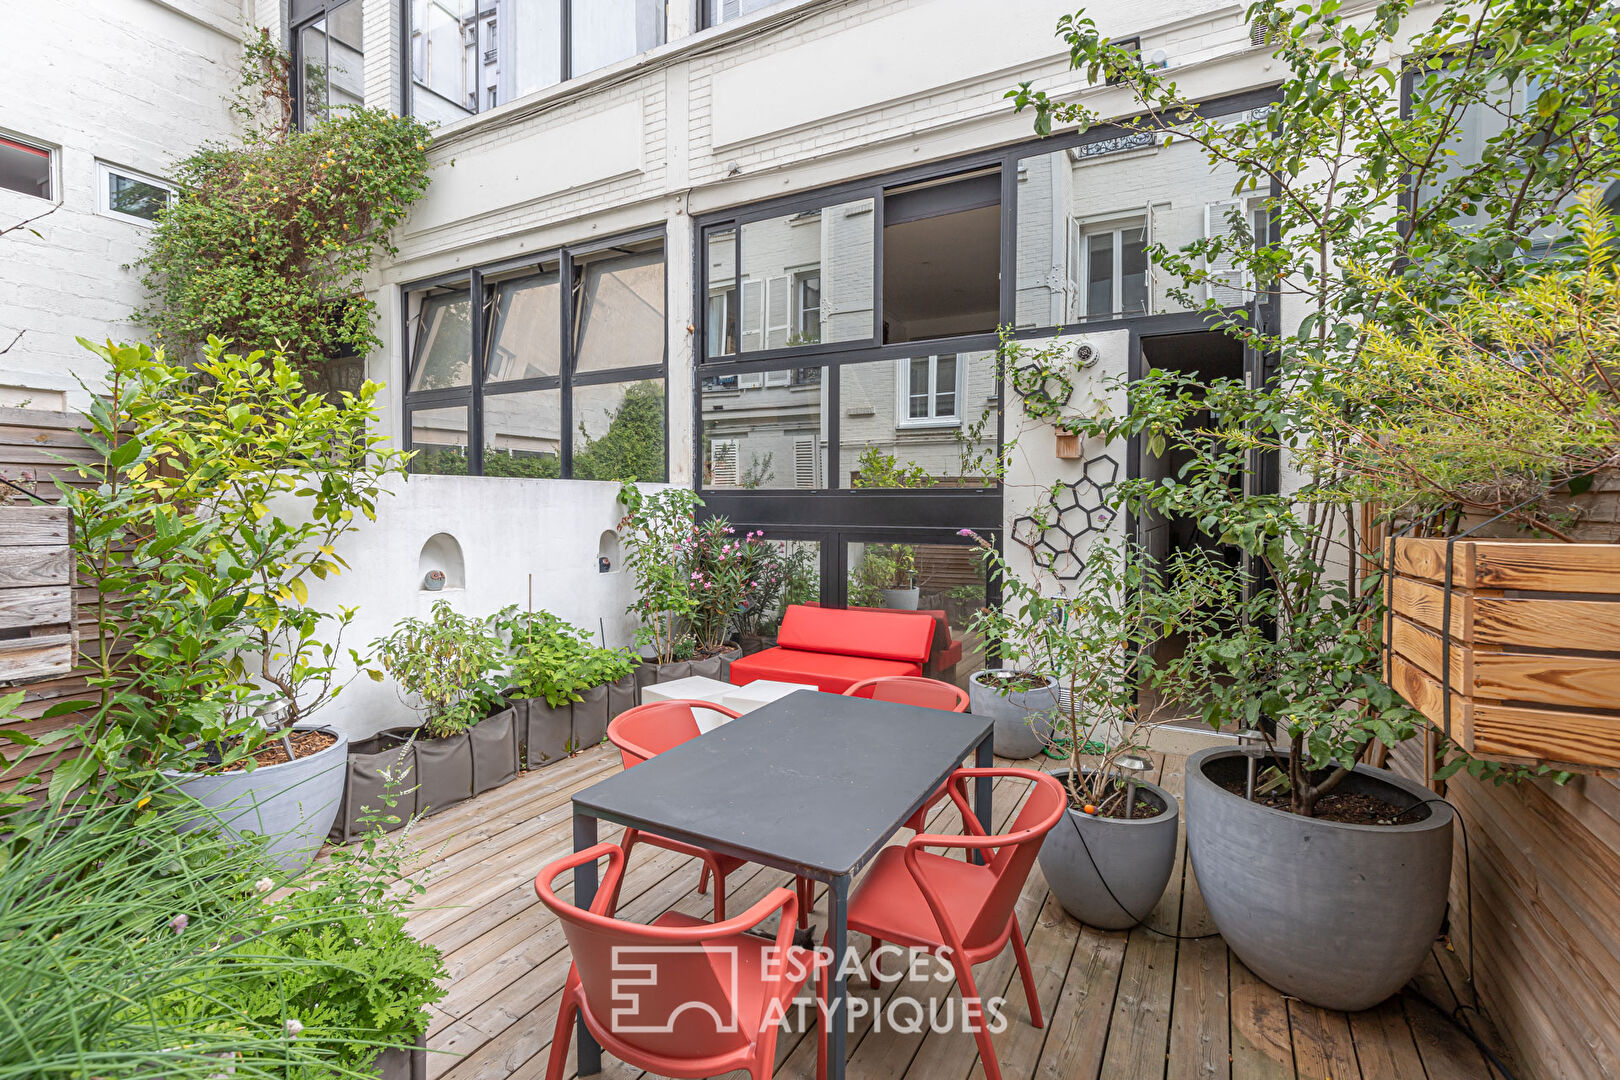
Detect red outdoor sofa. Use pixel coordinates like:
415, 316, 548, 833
727, 604, 939, 693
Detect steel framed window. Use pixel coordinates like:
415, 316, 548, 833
401, 227, 668, 480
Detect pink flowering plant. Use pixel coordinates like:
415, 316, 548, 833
687, 517, 768, 656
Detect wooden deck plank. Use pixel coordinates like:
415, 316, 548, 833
381, 744, 1499, 1080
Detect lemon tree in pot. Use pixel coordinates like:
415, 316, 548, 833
965, 530, 1209, 929
58, 339, 405, 875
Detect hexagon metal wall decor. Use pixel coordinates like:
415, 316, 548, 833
1012, 451, 1121, 580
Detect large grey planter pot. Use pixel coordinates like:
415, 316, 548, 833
167, 724, 348, 876
1185, 747, 1453, 1011
520, 697, 572, 770
470, 705, 520, 794
879, 587, 920, 610
969, 670, 1057, 759
328, 728, 417, 844
1038, 768, 1179, 930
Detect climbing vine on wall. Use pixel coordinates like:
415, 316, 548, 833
135, 29, 435, 370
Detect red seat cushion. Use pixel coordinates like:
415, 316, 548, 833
776, 605, 935, 664
845, 845, 998, 950
728, 647, 922, 694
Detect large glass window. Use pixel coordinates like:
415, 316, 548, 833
881, 170, 1000, 344
402, 233, 666, 480
294, 0, 365, 128
407, 406, 471, 475
0, 135, 51, 200
703, 199, 875, 357
409, 0, 661, 123
838, 351, 998, 489
1013, 111, 1262, 329
701, 367, 827, 490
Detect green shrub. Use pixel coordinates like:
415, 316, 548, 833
495, 608, 636, 708
370, 600, 506, 738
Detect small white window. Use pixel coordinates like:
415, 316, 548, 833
791, 270, 820, 345
0, 135, 53, 201
896, 354, 962, 428
1079, 216, 1149, 319
97, 162, 174, 226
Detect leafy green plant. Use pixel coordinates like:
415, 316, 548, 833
617, 483, 703, 663
59, 338, 405, 786
572, 381, 666, 482
495, 607, 636, 708
0, 776, 444, 1077
1012, 0, 1620, 804
136, 29, 433, 371
686, 518, 767, 655
371, 600, 506, 739
965, 529, 1211, 812
847, 543, 917, 607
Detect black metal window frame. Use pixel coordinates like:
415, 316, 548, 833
690, 85, 1283, 513
400, 0, 668, 120
290, 0, 362, 131
399, 224, 670, 480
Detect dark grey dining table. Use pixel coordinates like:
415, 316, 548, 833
569, 688, 994, 1080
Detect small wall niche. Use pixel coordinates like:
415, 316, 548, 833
419, 532, 466, 591
597, 529, 621, 574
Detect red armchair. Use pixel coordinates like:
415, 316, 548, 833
535, 841, 828, 1080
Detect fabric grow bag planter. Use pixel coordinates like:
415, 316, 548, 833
329, 728, 418, 843
520, 697, 573, 770
470, 704, 520, 794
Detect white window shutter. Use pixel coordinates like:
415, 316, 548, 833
794, 439, 818, 489
765, 274, 790, 350
710, 440, 740, 486
740, 280, 764, 351
1065, 219, 1084, 323
1204, 200, 1250, 306
765, 368, 791, 387
738, 371, 764, 389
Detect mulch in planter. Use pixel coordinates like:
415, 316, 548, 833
221, 729, 337, 771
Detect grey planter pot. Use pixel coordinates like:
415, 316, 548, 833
166, 724, 349, 876
634, 646, 743, 690
879, 586, 920, 610
571, 682, 611, 752
1037, 768, 1179, 930
470, 704, 520, 794
372, 1032, 427, 1080
608, 671, 637, 717
520, 697, 572, 769
414, 730, 472, 815
328, 728, 417, 843
1185, 747, 1453, 1011
969, 670, 1057, 759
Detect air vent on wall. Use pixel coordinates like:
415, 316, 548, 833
1250, 20, 1273, 46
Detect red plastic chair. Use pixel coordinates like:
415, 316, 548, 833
843, 675, 970, 712
535, 842, 828, 1080
607, 699, 748, 922
840, 768, 1067, 1080
843, 676, 970, 833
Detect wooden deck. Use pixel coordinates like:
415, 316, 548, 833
395, 743, 1502, 1080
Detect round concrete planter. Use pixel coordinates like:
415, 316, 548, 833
167, 724, 349, 876
1038, 768, 1179, 930
969, 670, 1057, 759
1185, 746, 1453, 1011
878, 586, 921, 610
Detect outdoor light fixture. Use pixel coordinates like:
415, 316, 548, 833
1117, 752, 1152, 819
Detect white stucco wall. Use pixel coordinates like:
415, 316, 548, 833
292, 473, 646, 738
0, 0, 245, 406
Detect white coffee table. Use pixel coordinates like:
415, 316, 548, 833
640, 675, 738, 732
642, 675, 822, 731
722, 679, 820, 715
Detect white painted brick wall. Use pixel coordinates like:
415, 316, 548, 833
0, 0, 246, 402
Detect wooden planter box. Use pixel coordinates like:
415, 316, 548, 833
1384, 536, 1620, 771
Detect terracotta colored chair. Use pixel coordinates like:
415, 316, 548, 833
843, 676, 970, 833
608, 699, 811, 928
839, 768, 1067, 1080
535, 842, 828, 1080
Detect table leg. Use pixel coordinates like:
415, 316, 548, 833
572, 812, 602, 1076
827, 874, 850, 1080
974, 735, 994, 863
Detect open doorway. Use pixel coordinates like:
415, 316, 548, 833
1136, 328, 1249, 728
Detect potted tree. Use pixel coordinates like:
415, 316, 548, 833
363, 600, 514, 819
59, 339, 406, 875
848, 543, 920, 610
496, 606, 637, 767
967, 530, 1201, 929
